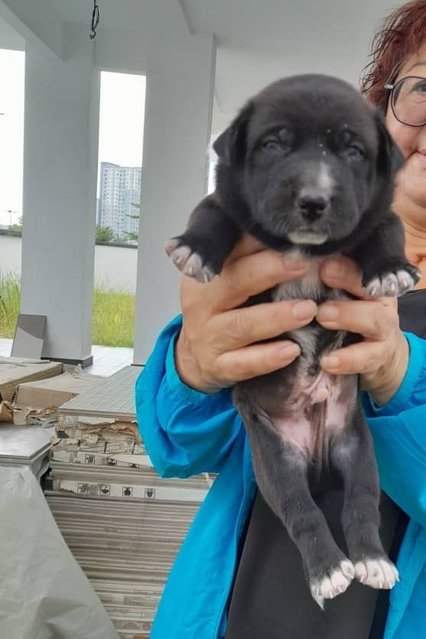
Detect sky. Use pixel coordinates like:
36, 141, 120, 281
0, 49, 24, 225
0, 49, 146, 225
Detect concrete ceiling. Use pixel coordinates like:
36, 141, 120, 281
179, 0, 397, 129
1, 0, 399, 130
0, 15, 24, 49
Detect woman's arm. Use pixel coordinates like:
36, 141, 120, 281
135, 315, 241, 477
363, 333, 426, 527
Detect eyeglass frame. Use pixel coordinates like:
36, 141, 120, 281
384, 75, 426, 127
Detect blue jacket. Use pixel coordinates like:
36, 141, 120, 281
135, 316, 426, 639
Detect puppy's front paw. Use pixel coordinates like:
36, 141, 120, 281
354, 557, 399, 590
364, 263, 420, 297
165, 238, 217, 283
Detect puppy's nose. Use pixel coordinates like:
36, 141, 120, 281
297, 189, 329, 220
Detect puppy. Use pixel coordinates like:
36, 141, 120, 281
165, 74, 420, 607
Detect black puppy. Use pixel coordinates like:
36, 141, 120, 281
165, 75, 420, 607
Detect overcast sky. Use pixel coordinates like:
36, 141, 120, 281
0, 49, 145, 225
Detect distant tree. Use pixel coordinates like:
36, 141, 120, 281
123, 202, 140, 244
10, 216, 23, 235
96, 225, 116, 243
123, 231, 139, 243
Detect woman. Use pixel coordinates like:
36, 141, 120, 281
135, 1, 426, 637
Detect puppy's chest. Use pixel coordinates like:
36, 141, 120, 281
271, 254, 347, 304
270, 255, 349, 367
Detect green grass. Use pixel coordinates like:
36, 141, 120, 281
92, 288, 135, 347
0, 272, 21, 338
0, 273, 135, 347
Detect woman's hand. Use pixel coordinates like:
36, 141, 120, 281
318, 256, 409, 405
175, 237, 317, 393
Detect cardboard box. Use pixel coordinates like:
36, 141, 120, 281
0, 357, 63, 403
15, 372, 102, 409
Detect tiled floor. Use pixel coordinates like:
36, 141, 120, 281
0, 337, 134, 377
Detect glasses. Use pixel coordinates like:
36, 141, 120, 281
384, 76, 426, 127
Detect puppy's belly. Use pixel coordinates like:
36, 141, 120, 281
273, 372, 357, 455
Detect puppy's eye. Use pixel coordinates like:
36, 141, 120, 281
339, 129, 365, 161
262, 139, 290, 155
342, 144, 365, 161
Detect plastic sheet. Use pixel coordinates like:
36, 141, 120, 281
0, 466, 120, 639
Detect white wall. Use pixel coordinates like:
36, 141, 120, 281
94, 244, 137, 292
0, 235, 21, 277
0, 234, 137, 293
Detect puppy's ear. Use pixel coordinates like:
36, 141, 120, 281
375, 110, 404, 177
213, 102, 253, 165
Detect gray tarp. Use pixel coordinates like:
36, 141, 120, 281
0, 466, 120, 639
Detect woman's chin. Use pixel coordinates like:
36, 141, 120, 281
393, 176, 426, 216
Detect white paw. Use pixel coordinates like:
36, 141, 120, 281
310, 559, 355, 609
366, 269, 417, 297
165, 240, 216, 283
354, 557, 399, 589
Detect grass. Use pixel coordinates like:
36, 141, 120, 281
0, 272, 21, 337
92, 287, 135, 347
0, 273, 135, 347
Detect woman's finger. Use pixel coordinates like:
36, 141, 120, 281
215, 340, 301, 385
320, 256, 373, 299
320, 340, 386, 376
210, 249, 310, 311
316, 297, 397, 339
224, 235, 265, 261
211, 299, 318, 351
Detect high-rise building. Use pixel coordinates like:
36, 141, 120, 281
98, 162, 141, 241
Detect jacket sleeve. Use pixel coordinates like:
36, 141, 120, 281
135, 316, 242, 478
363, 332, 426, 528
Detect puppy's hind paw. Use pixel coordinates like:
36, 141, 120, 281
365, 264, 420, 298
165, 239, 216, 283
354, 557, 399, 590
310, 559, 355, 609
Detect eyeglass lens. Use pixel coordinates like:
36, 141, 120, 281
392, 76, 426, 126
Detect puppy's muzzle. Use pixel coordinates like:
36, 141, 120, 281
296, 187, 330, 221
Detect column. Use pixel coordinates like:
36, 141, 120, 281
20, 24, 100, 365
133, 33, 216, 363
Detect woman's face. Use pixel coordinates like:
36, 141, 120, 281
386, 42, 426, 211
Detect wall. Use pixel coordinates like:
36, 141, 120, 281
0, 234, 137, 293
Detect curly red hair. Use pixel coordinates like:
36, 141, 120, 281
361, 0, 426, 110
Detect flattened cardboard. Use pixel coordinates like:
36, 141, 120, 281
0, 357, 63, 402
15, 372, 103, 409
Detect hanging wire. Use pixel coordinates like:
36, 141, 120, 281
89, 0, 100, 40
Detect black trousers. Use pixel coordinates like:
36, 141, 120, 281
225, 490, 404, 639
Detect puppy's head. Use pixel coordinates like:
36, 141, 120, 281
214, 74, 403, 252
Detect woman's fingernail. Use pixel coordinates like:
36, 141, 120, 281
317, 304, 339, 321
279, 343, 300, 359
321, 355, 340, 369
292, 300, 317, 320
324, 260, 345, 279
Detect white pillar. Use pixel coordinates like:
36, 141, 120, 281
20, 25, 99, 366
133, 33, 216, 364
